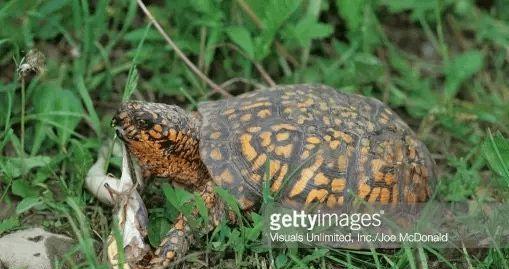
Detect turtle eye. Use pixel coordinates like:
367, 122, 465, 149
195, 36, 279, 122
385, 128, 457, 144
138, 119, 150, 129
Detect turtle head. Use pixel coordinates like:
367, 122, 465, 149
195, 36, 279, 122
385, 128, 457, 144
112, 101, 196, 143
112, 101, 206, 186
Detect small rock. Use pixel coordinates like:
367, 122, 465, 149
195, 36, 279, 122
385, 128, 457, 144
0, 228, 74, 269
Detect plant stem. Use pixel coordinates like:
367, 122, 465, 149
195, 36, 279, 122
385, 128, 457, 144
20, 76, 26, 157
136, 0, 231, 97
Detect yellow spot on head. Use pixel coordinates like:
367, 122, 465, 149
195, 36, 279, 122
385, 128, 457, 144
149, 130, 161, 139
153, 124, 163, 132
140, 132, 149, 141
169, 129, 177, 140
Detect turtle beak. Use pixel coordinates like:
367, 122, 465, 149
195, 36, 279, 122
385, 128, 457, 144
115, 126, 126, 142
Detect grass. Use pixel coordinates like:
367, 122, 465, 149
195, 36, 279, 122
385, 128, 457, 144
1, 0, 509, 268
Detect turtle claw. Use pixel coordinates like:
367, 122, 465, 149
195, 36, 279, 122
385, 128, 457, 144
150, 217, 190, 268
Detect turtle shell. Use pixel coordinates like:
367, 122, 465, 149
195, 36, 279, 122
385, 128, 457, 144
198, 84, 435, 210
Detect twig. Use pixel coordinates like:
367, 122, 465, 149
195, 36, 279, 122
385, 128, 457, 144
254, 62, 276, 87
219, 77, 265, 90
136, 0, 231, 97
236, 0, 264, 28
218, 43, 275, 87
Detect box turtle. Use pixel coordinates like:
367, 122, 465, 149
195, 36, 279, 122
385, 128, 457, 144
113, 84, 435, 266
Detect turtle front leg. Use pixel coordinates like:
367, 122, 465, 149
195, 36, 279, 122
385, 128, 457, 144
150, 181, 228, 267
150, 214, 190, 268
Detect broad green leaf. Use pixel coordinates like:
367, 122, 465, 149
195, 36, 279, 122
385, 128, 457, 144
263, 0, 302, 32
194, 192, 209, 220
53, 89, 84, 147
254, 31, 276, 60
31, 85, 84, 154
245, 213, 263, 241
11, 179, 38, 198
477, 15, 509, 47
336, 0, 380, 52
205, 27, 221, 66
482, 131, 509, 184
444, 50, 484, 99
162, 183, 193, 209
31, 84, 56, 155
0, 156, 51, 179
226, 26, 255, 58
16, 197, 43, 214
76, 75, 101, 136
337, 0, 364, 32
380, 0, 437, 20
147, 217, 170, 247
215, 187, 241, 220
283, 17, 333, 46
275, 253, 288, 268
0, 216, 20, 236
